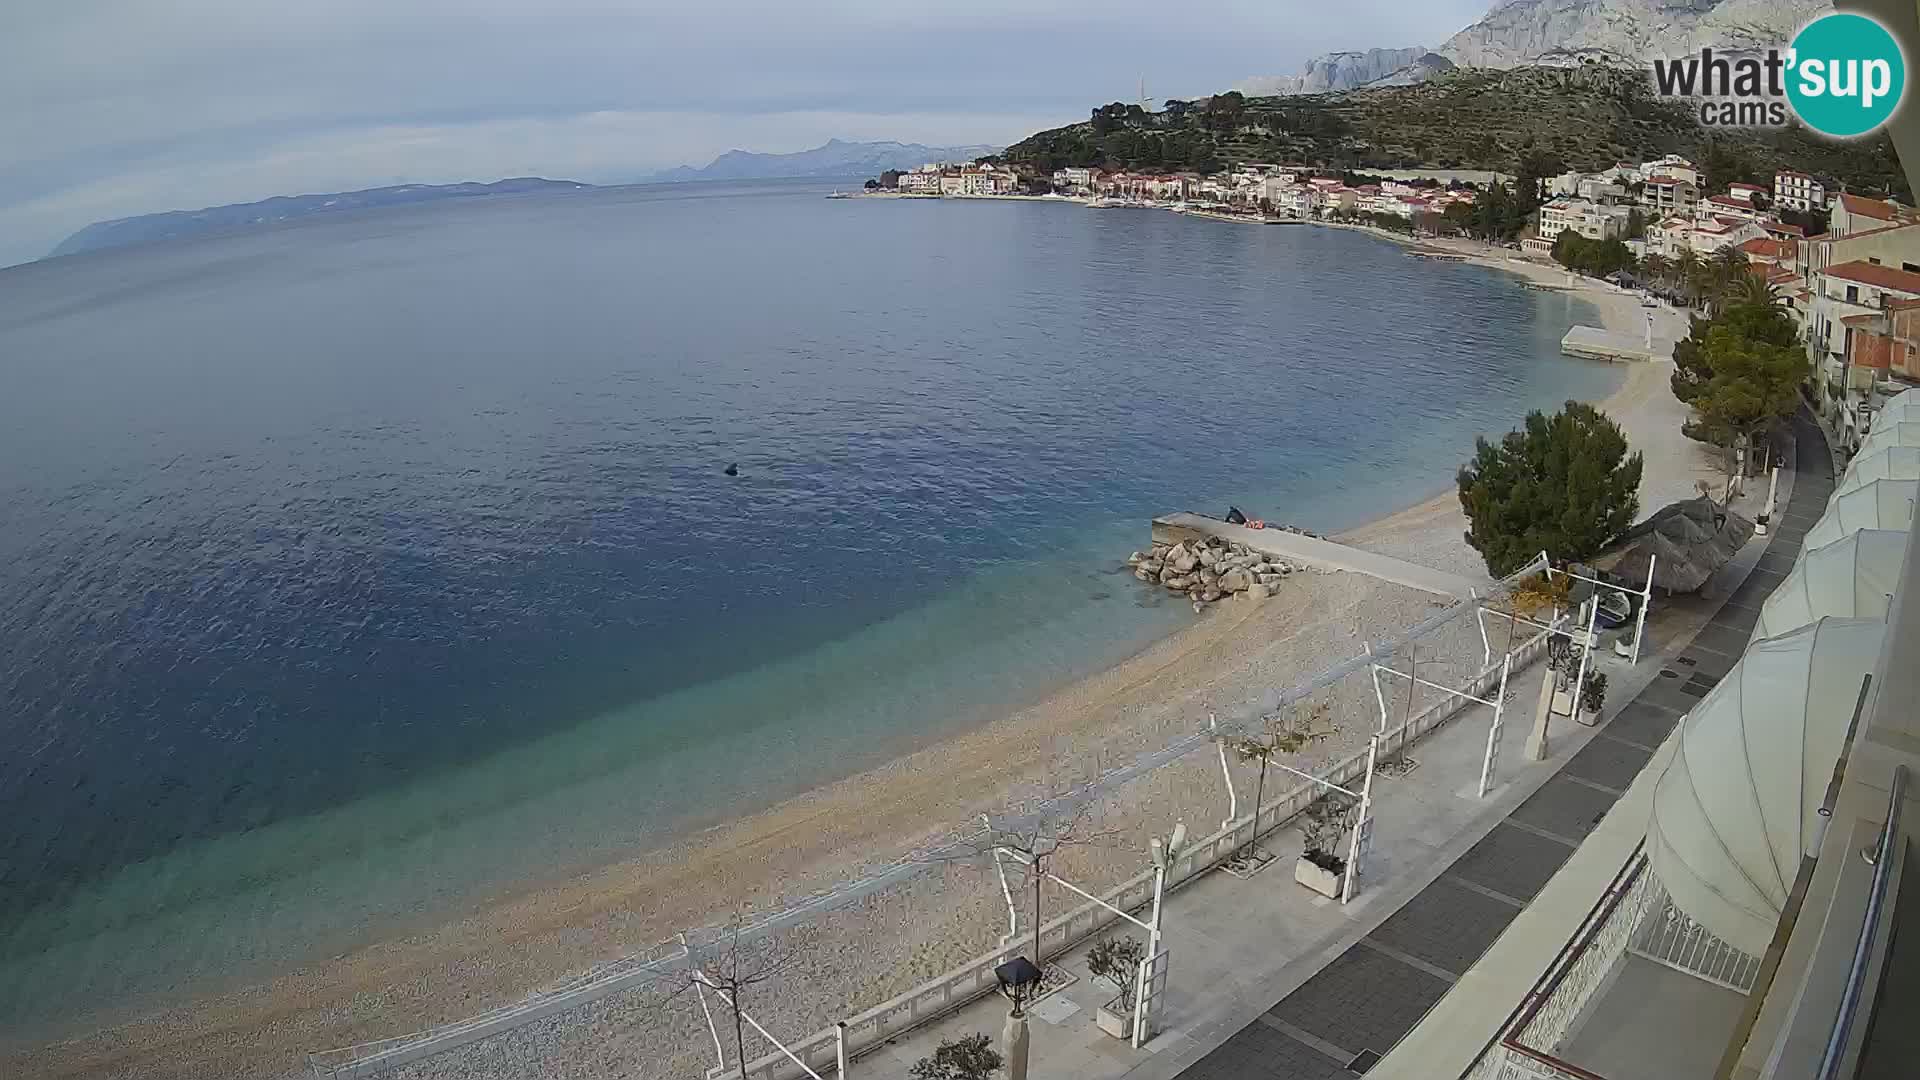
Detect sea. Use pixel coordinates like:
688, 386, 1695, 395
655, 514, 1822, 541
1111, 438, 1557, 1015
0, 178, 1621, 1029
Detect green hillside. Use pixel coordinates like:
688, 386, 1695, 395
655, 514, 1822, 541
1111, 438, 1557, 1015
1003, 66, 1906, 197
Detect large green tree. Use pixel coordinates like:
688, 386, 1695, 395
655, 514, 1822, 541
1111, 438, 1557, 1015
1681, 323, 1803, 472
1457, 402, 1645, 576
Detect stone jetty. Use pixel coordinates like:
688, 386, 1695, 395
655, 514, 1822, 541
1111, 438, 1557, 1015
1128, 533, 1307, 608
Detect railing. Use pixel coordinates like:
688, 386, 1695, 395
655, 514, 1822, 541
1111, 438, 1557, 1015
716, 626, 1558, 1080
1627, 877, 1760, 992
309, 559, 1555, 1078
1814, 762, 1909, 1080
1463, 847, 1657, 1080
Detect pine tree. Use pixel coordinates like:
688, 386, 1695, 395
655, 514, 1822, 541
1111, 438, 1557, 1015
1457, 402, 1645, 577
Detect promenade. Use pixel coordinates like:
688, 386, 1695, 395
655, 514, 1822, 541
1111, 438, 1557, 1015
858, 417, 1827, 1080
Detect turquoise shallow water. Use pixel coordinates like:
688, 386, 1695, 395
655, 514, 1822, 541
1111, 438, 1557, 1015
0, 180, 1621, 1025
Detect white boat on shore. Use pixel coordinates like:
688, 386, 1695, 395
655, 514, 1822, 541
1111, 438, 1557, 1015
825, 190, 853, 200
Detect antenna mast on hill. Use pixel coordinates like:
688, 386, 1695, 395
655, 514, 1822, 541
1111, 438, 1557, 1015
1140, 77, 1149, 113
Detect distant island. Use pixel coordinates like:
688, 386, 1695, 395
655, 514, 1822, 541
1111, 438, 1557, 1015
644, 139, 1000, 184
48, 177, 593, 259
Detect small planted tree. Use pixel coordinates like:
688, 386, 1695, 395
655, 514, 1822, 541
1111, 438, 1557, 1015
1087, 935, 1148, 1004
912, 1033, 1003, 1080
1580, 670, 1609, 717
1457, 402, 1644, 577
1229, 700, 1334, 867
1086, 933, 1150, 1038
1300, 792, 1358, 870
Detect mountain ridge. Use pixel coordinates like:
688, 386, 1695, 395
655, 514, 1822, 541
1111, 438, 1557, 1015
1242, 0, 1831, 96
48, 178, 592, 260
644, 138, 1002, 183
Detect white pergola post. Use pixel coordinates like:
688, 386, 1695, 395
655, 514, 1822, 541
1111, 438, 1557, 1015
1209, 714, 1237, 831
1342, 736, 1379, 904
1471, 588, 1493, 667
1479, 654, 1513, 797
692, 970, 825, 1080
1631, 554, 1657, 667
1371, 661, 1506, 798
986, 814, 1018, 945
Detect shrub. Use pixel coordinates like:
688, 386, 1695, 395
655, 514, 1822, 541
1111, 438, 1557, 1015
911, 1033, 1003, 1080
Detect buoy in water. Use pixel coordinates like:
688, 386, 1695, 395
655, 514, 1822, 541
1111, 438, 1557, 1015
724, 463, 739, 477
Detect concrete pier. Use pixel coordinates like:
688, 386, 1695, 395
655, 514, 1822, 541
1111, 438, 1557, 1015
1561, 324, 1663, 362
1151, 512, 1484, 599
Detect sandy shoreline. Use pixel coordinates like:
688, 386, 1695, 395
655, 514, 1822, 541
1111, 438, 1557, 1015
3, 238, 1703, 1080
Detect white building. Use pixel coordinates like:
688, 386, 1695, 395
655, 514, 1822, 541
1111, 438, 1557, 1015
1696, 194, 1765, 224
1775, 169, 1828, 212
1641, 154, 1700, 185
1643, 174, 1700, 218
1652, 214, 1765, 257
1540, 197, 1627, 241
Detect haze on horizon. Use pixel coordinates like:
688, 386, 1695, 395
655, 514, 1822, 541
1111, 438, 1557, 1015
0, 0, 1492, 268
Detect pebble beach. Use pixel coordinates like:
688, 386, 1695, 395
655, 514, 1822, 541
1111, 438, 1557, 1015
1, 245, 1718, 1080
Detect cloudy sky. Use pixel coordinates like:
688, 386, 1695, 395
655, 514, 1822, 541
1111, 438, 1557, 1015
1, 1, 1490, 267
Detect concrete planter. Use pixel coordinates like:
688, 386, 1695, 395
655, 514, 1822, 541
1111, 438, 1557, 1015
1096, 999, 1134, 1040
1294, 855, 1344, 899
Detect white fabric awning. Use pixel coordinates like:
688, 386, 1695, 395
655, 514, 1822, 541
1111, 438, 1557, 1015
1648, 618, 1886, 955
1853, 421, 1920, 463
1870, 390, 1920, 434
1751, 530, 1905, 642
1802, 478, 1918, 548
1837, 445, 1920, 497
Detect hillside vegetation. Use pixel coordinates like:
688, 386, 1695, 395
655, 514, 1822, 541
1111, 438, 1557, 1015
1004, 67, 1906, 196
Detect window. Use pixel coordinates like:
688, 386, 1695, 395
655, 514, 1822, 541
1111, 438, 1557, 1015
1848, 285, 1861, 303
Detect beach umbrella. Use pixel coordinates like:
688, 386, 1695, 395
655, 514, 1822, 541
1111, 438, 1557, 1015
1648, 618, 1885, 955
1836, 445, 1920, 497
1802, 478, 1918, 548
1597, 496, 1754, 594
1750, 529, 1905, 642
1852, 421, 1920, 464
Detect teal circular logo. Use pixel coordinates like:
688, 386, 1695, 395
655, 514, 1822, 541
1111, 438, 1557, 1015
1787, 13, 1906, 138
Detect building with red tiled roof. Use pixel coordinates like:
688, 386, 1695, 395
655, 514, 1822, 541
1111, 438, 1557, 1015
1808, 260, 1920, 385
1831, 193, 1918, 236
1824, 260, 1920, 293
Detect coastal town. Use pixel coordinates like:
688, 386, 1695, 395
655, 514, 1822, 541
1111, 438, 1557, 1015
869, 153, 1920, 461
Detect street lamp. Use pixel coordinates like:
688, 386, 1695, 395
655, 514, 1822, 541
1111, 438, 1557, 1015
994, 956, 1042, 1080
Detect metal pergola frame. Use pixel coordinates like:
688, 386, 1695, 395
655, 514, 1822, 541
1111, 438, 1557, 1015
985, 829, 1182, 1047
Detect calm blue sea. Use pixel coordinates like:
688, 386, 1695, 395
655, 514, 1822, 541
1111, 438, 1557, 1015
0, 179, 1620, 1025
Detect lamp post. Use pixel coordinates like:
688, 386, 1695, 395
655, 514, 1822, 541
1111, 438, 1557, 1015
994, 957, 1041, 1080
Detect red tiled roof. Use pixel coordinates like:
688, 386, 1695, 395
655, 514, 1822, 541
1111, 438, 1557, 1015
1767, 222, 1808, 237
1825, 260, 1920, 293
1740, 238, 1790, 258
1646, 175, 1685, 185
1777, 169, 1812, 181
1839, 193, 1903, 221
1731, 183, 1765, 193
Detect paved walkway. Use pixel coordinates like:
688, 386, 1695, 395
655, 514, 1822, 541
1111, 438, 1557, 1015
853, 417, 1829, 1080
1161, 410, 1833, 1080
1153, 513, 1484, 599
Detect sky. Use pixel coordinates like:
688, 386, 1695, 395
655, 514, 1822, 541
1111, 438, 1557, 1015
0, 1, 1491, 267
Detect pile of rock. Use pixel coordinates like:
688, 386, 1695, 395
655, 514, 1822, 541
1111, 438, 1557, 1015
1128, 535, 1305, 607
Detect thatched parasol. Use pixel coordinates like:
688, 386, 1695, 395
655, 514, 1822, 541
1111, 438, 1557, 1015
1597, 496, 1755, 594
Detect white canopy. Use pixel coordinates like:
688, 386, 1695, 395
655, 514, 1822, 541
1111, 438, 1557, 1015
1801, 478, 1918, 548
1870, 390, 1920, 434
1837, 445, 1920, 497
1648, 618, 1886, 955
1853, 421, 1920, 463
1750, 530, 1906, 642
